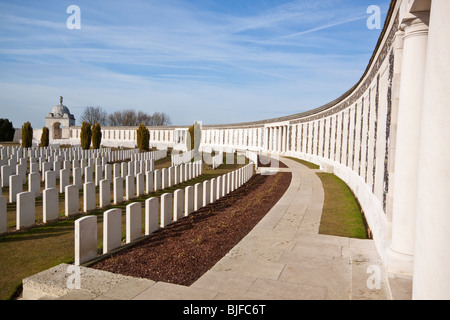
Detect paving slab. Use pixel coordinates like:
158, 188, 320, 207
132, 281, 218, 300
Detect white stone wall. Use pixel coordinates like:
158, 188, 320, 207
40, 126, 190, 150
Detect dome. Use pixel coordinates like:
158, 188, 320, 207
50, 96, 75, 119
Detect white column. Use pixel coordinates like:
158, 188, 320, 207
388, 11, 429, 275
413, 0, 450, 300
264, 127, 268, 151
277, 127, 282, 153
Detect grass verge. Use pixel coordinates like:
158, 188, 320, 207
317, 172, 369, 240
284, 157, 320, 169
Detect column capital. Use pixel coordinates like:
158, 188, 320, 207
400, 11, 429, 38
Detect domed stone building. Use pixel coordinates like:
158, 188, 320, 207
45, 96, 76, 140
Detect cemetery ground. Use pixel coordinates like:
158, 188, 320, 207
0, 153, 248, 300
0, 153, 367, 300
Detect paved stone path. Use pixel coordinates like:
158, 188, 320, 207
22, 157, 393, 300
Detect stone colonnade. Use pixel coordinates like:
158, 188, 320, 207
68, 127, 188, 150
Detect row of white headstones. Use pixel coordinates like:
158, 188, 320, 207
0, 147, 168, 234
74, 162, 255, 265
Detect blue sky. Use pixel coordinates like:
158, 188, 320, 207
0, 0, 390, 128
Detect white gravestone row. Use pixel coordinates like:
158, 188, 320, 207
0, 146, 167, 234
74, 162, 254, 265
0, 146, 152, 202
0, 159, 202, 234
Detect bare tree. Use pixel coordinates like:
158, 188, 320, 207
153, 112, 172, 126
121, 110, 138, 126
108, 111, 123, 127
137, 111, 152, 126
80, 106, 109, 125
106, 109, 172, 126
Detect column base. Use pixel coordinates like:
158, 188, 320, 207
385, 246, 414, 276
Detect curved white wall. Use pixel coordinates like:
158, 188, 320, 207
198, 1, 402, 269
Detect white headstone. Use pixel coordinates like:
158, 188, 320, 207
154, 169, 161, 191
42, 162, 52, 182
173, 165, 179, 185
43, 188, 59, 223
113, 163, 120, 178
136, 173, 144, 197
85, 166, 93, 184
1, 165, 11, 187
99, 179, 110, 208
95, 164, 102, 186
145, 171, 154, 194
126, 202, 141, 244
73, 167, 82, 189
74, 215, 97, 265
45, 170, 56, 190
160, 193, 172, 228
103, 208, 122, 254
16, 191, 35, 230
216, 176, 222, 200
28, 172, 40, 198
65, 185, 79, 216
210, 178, 217, 203
173, 189, 184, 222
83, 182, 96, 213
128, 161, 134, 177
169, 166, 175, 187
105, 164, 112, 184
232, 170, 237, 190
203, 180, 210, 207
194, 183, 202, 211
161, 168, 168, 189
9, 174, 22, 203
145, 197, 158, 235
60, 168, 70, 193
16, 163, 27, 184
125, 175, 134, 201
121, 162, 127, 178
185, 186, 194, 217
113, 177, 123, 205
222, 174, 227, 197
30, 162, 39, 174
187, 163, 192, 180
179, 164, 185, 183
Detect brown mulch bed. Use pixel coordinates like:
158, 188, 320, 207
91, 169, 292, 286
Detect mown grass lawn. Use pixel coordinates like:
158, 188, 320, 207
317, 172, 368, 240
284, 156, 320, 169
